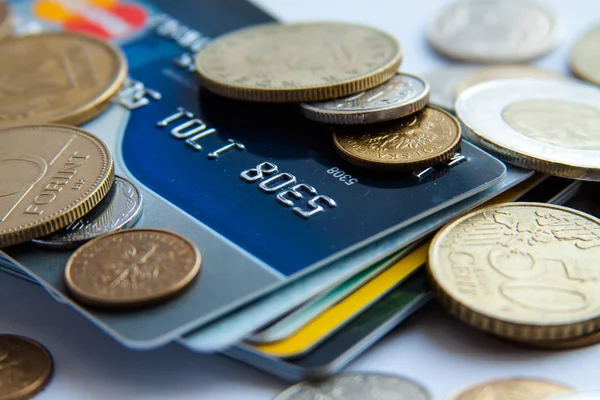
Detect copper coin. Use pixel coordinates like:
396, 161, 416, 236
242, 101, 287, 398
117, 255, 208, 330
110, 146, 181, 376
64, 229, 201, 308
448, 378, 572, 400
0, 2, 12, 40
0, 32, 127, 129
0, 335, 53, 400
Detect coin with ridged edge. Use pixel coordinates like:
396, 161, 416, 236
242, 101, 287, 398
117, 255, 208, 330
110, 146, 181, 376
0, 334, 54, 400
0, 2, 13, 40
275, 373, 432, 400
300, 73, 429, 124
429, 202, 600, 342
195, 22, 402, 102
0, 124, 114, 248
0, 32, 127, 129
447, 378, 571, 400
65, 229, 201, 308
514, 330, 600, 350
333, 106, 461, 172
571, 25, 600, 86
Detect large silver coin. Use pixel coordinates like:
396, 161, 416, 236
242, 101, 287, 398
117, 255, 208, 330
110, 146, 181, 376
300, 73, 429, 124
428, 0, 560, 63
33, 176, 143, 248
456, 78, 600, 180
422, 66, 476, 110
550, 392, 600, 400
275, 373, 432, 400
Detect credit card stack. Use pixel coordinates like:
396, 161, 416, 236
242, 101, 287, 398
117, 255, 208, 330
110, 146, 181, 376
1, 0, 599, 382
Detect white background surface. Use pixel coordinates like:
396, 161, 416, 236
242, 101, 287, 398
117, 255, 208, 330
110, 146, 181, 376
3, 0, 600, 399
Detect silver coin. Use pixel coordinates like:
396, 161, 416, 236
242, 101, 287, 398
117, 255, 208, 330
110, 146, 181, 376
300, 73, 429, 124
550, 392, 600, 400
275, 373, 432, 400
456, 78, 600, 180
422, 66, 476, 110
33, 176, 143, 248
428, 0, 561, 63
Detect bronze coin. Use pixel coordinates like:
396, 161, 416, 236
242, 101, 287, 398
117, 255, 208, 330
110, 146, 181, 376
0, 32, 127, 129
333, 106, 461, 172
0, 335, 53, 400
64, 229, 202, 308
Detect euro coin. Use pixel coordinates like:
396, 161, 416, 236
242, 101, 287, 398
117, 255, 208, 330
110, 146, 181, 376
0, 2, 12, 40
300, 73, 429, 124
0, 335, 53, 400
570, 25, 600, 86
195, 22, 402, 102
456, 78, 600, 181
0, 32, 127, 128
429, 0, 560, 63
0, 125, 114, 248
422, 66, 476, 111
429, 202, 600, 341
65, 229, 201, 308
447, 378, 571, 400
515, 330, 600, 350
333, 106, 461, 172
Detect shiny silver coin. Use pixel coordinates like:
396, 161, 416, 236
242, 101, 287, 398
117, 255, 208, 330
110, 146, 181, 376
550, 392, 600, 400
275, 373, 432, 400
300, 73, 429, 124
428, 0, 561, 63
456, 78, 600, 181
422, 66, 476, 110
33, 176, 143, 248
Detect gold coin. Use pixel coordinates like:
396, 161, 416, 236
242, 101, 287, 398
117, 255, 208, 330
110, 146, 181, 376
65, 229, 202, 308
429, 202, 600, 341
571, 25, 600, 86
0, 125, 114, 248
333, 106, 461, 172
0, 32, 127, 129
195, 22, 402, 102
447, 378, 571, 400
514, 330, 600, 350
0, 2, 13, 40
0, 335, 53, 400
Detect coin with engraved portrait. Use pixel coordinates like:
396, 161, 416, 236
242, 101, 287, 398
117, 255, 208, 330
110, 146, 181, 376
0, 335, 53, 400
195, 22, 402, 102
549, 391, 600, 400
428, 0, 560, 63
32, 176, 142, 248
429, 202, 600, 341
0, 32, 127, 129
275, 373, 432, 400
333, 106, 461, 172
456, 78, 600, 181
64, 229, 201, 308
0, 125, 114, 248
300, 73, 429, 124
571, 25, 600, 86
447, 378, 571, 400
0, 2, 13, 40
423, 66, 477, 110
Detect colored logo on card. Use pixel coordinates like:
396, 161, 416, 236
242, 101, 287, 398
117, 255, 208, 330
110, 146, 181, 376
33, 0, 149, 40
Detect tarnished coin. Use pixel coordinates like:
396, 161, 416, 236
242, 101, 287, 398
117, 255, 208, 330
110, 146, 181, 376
429, 202, 600, 341
300, 73, 429, 124
571, 25, 600, 86
456, 78, 600, 181
0, 335, 53, 400
275, 373, 432, 400
423, 66, 477, 110
0, 2, 13, 40
0, 32, 127, 128
33, 176, 142, 248
333, 106, 461, 172
0, 125, 114, 248
549, 391, 600, 400
65, 229, 201, 308
195, 22, 402, 102
448, 378, 571, 400
429, 0, 560, 63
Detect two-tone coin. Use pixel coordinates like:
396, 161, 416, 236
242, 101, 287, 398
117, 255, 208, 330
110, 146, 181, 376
195, 22, 402, 102
33, 176, 143, 248
0, 125, 114, 248
300, 73, 429, 124
333, 106, 461, 172
64, 229, 201, 308
275, 373, 432, 400
447, 378, 571, 400
429, 0, 560, 63
456, 78, 600, 180
422, 66, 477, 110
0, 32, 127, 128
429, 202, 600, 341
0, 2, 12, 40
571, 25, 600, 86
0, 335, 53, 400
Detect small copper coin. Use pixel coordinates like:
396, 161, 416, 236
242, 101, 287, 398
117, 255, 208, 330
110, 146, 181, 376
64, 229, 201, 308
0, 32, 127, 129
333, 106, 461, 172
0, 2, 13, 40
448, 378, 572, 400
0, 335, 53, 400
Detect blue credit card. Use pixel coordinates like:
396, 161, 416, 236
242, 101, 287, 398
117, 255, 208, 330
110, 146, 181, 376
2, 0, 505, 349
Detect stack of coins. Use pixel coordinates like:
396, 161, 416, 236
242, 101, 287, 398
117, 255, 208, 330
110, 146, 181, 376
194, 22, 462, 173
